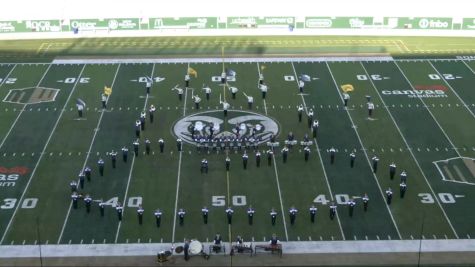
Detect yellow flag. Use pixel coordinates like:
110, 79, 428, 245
340, 84, 354, 92
260, 65, 266, 71
188, 67, 198, 78
104, 86, 112, 96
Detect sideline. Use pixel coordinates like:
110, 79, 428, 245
2, 240, 475, 258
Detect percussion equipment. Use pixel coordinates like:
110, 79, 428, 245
175, 246, 184, 254
189, 240, 202, 255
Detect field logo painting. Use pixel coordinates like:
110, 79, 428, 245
382, 85, 448, 98
434, 157, 475, 185
0, 166, 29, 188
173, 110, 279, 145
3, 87, 59, 104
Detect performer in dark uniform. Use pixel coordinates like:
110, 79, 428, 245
309, 205, 317, 223
154, 209, 162, 227
270, 208, 277, 226
116, 202, 124, 221
178, 208, 186, 226
389, 162, 397, 180
137, 205, 144, 225
110, 150, 117, 168
98, 158, 105, 176
202, 206, 209, 224
225, 156, 231, 171
362, 193, 369, 212
122, 146, 128, 162
350, 152, 356, 168
330, 147, 336, 164
400, 182, 407, 198
226, 207, 234, 225
256, 151, 261, 167
348, 198, 356, 217
329, 202, 337, 220
158, 138, 165, 153
289, 206, 298, 225
247, 205, 255, 225
386, 188, 393, 205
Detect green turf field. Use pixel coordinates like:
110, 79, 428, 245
0, 54, 475, 247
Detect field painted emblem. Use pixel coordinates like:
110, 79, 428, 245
173, 110, 279, 145
434, 157, 475, 185
3, 87, 59, 104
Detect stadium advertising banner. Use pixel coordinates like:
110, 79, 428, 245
70, 18, 139, 31
305, 17, 454, 30
394, 17, 453, 29
227, 17, 295, 28
305, 17, 374, 29
0, 20, 62, 33
462, 18, 475, 30
149, 17, 217, 29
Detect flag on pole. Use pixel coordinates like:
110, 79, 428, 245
76, 98, 86, 109
188, 67, 198, 78
299, 74, 311, 82
104, 85, 112, 96
340, 84, 354, 92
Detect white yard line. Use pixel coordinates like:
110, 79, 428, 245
114, 63, 155, 243
325, 62, 402, 240
361, 61, 459, 239
460, 60, 475, 75
0, 64, 21, 149
57, 64, 121, 244
171, 63, 189, 244
427, 60, 475, 121
115, 156, 136, 243
393, 62, 463, 159
0, 64, 80, 244
257, 62, 289, 241
290, 62, 345, 240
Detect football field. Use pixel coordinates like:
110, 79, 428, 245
1, 56, 475, 247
